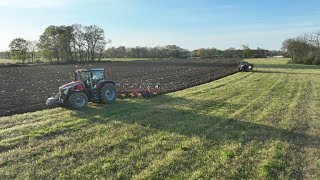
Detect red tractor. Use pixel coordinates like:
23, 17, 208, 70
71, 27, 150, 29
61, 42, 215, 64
46, 68, 116, 109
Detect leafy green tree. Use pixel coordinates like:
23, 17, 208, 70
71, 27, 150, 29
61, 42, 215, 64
56, 26, 74, 62
96, 39, 110, 60
198, 48, 206, 57
38, 25, 74, 62
191, 49, 199, 57
9, 38, 28, 63
38, 25, 61, 62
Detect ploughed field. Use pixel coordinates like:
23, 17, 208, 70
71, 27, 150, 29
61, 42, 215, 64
0, 58, 238, 116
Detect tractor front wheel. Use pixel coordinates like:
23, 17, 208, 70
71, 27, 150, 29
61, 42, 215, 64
100, 83, 117, 104
68, 92, 88, 109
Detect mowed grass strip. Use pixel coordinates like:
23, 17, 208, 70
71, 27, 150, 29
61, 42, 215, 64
1, 58, 320, 179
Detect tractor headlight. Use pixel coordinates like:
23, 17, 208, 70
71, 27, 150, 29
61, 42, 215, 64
61, 88, 68, 95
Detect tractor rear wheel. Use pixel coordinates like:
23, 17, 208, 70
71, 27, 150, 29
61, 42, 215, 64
100, 83, 117, 104
68, 92, 88, 109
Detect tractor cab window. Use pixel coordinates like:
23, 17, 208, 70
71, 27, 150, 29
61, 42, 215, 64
91, 70, 104, 87
91, 70, 104, 81
76, 71, 91, 81
76, 71, 91, 89
80, 72, 90, 81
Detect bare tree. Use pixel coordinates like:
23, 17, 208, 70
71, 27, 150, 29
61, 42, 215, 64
96, 39, 111, 61
282, 31, 320, 64
84, 25, 105, 61
27, 40, 38, 63
72, 24, 86, 61
309, 31, 320, 48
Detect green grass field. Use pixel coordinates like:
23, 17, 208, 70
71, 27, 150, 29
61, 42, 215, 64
0, 59, 17, 64
1, 58, 320, 179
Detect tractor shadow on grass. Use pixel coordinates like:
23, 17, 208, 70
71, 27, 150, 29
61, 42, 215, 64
71, 95, 320, 151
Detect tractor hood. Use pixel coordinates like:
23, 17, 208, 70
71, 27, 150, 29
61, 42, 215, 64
59, 81, 84, 90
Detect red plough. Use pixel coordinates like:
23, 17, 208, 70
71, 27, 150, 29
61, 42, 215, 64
116, 84, 160, 98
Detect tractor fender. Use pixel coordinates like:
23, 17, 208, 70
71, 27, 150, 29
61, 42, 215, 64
64, 89, 88, 100
97, 80, 116, 89
71, 90, 90, 98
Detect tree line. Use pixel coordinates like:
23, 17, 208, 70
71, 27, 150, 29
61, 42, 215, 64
103, 45, 190, 58
191, 45, 279, 59
4, 24, 284, 63
102, 45, 280, 59
282, 31, 320, 65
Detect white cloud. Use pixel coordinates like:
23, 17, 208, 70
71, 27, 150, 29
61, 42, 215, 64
0, 0, 74, 8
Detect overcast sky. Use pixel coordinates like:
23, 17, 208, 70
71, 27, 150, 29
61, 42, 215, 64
0, 0, 320, 51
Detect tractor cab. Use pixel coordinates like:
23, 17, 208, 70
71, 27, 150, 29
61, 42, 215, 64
75, 68, 105, 89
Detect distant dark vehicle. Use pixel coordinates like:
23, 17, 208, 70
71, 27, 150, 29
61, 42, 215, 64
238, 61, 254, 72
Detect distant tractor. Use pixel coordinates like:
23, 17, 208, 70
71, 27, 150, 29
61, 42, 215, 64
238, 61, 254, 72
46, 68, 116, 109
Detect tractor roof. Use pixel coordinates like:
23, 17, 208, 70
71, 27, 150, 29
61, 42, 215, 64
91, 68, 104, 71
75, 68, 105, 72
